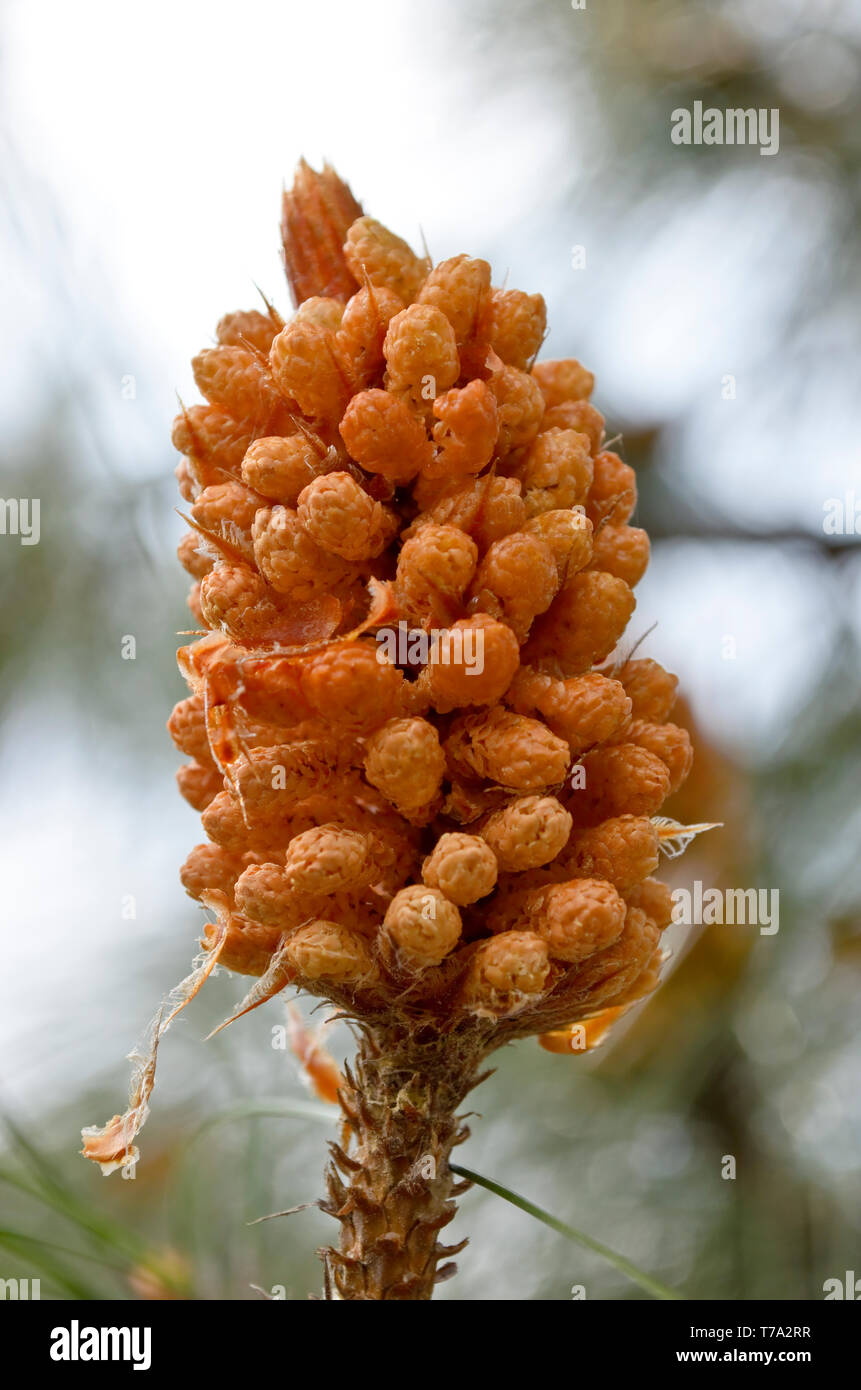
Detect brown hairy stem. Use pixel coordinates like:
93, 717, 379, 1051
320, 1021, 492, 1300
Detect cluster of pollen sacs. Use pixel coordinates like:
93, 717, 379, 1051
166, 164, 695, 1057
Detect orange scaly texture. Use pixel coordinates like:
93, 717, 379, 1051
83, 162, 706, 1303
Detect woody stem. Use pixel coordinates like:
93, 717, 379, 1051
320, 1021, 490, 1300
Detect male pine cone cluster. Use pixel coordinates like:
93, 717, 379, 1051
167, 161, 693, 1046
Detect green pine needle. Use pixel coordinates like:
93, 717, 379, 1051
450, 1163, 683, 1301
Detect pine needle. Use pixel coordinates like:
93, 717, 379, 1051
450, 1163, 684, 1300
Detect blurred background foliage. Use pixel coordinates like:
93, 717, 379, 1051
0, 0, 859, 1299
